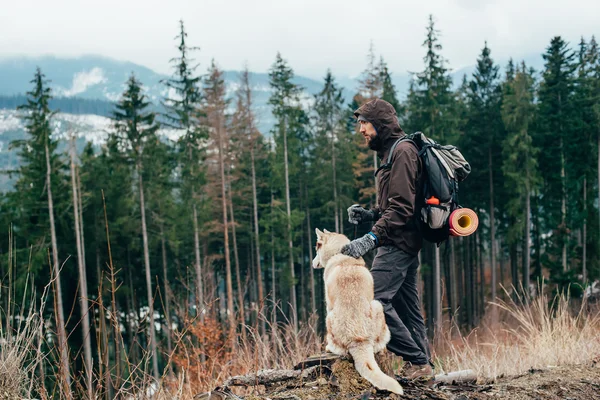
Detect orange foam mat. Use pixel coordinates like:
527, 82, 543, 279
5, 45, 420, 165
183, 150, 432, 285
449, 208, 479, 237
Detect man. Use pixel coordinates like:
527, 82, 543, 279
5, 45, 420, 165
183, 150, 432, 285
340, 98, 433, 380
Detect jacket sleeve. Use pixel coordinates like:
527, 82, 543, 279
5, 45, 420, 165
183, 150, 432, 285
371, 144, 420, 244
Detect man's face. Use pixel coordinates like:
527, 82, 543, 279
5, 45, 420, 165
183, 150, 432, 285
359, 120, 377, 143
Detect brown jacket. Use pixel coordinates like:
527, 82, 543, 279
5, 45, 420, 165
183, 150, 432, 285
354, 99, 423, 255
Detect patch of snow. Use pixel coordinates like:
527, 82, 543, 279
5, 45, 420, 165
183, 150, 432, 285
0, 111, 22, 133
57, 67, 107, 97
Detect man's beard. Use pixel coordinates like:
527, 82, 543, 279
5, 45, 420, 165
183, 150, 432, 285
367, 134, 382, 151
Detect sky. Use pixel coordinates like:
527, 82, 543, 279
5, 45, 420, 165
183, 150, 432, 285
1, 0, 599, 80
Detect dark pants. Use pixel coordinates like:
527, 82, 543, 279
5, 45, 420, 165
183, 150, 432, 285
371, 245, 431, 365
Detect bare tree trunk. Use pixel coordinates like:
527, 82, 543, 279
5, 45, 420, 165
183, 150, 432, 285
465, 237, 473, 328
499, 238, 505, 291
583, 177, 587, 283
450, 239, 457, 318
95, 247, 111, 398
98, 280, 112, 400
248, 242, 256, 328
126, 250, 137, 369
224, 122, 245, 336
524, 178, 531, 297
76, 167, 86, 280
478, 232, 484, 319
560, 137, 567, 272
45, 138, 71, 398
193, 204, 204, 320
160, 223, 173, 375
306, 204, 316, 314
331, 128, 339, 232
216, 116, 236, 342
270, 190, 277, 347
282, 122, 298, 332
489, 146, 497, 319
106, 220, 122, 395
510, 242, 518, 302
250, 145, 265, 336
228, 189, 246, 341
69, 136, 93, 399
136, 162, 159, 381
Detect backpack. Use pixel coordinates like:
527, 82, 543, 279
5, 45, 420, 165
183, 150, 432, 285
381, 132, 471, 244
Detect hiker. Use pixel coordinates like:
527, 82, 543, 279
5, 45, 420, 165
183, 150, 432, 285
341, 98, 434, 380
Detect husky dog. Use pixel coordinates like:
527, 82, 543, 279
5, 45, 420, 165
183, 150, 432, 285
312, 229, 403, 395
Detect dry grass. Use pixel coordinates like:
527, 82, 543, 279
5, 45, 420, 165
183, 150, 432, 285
168, 305, 322, 395
0, 313, 42, 399
0, 281, 47, 399
129, 291, 600, 397
5, 279, 600, 398
437, 288, 600, 380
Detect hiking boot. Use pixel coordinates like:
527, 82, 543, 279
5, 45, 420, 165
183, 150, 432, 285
402, 362, 434, 381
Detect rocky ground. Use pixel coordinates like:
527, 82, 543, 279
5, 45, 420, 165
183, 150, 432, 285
197, 355, 600, 400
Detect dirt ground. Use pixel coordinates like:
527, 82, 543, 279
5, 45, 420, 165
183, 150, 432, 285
202, 357, 600, 400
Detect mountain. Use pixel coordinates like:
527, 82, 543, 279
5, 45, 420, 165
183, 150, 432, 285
0, 55, 166, 102
0, 53, 544, 123
0, 53, 545, 192
0, 55, 328, 134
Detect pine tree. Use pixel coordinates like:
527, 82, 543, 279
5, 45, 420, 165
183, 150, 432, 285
162, 20, 202, 131
501, 62, 539, 295
358, 42, 383, 100
405, 14, 455, 335
379, 57, 402, 115
79, 138, 135, 394
268, 53, 308, 331
312, 70, 345, 232
230, 66, 267, 334
466, 42, 503, 304
112, 73, 161, 380
537, 36, 577, 278
203, 60, 237, 339
588, 37, 600, 281
354, 47, 385, 208
68, 134, 93, 399
572, 37, 600, 283
406, 15, 455, 140
142, 134, 177, 373
12, 68, 72, 396
162, 20, 207, 316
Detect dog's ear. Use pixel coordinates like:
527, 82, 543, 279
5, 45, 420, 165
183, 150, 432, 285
323, 229, 331, 234
315, 228, 324, 238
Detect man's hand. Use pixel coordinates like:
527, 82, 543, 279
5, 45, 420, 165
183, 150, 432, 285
347, 204, 378, 225
341, 233, 378, 258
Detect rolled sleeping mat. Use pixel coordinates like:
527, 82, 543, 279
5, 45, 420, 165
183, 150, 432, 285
449, 208, 479, 237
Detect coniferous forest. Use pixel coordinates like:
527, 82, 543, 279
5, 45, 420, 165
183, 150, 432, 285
1, 16, 600, 399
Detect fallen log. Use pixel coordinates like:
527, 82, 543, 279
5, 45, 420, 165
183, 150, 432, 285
434, 369, 477, 384
222, 365, 320, 387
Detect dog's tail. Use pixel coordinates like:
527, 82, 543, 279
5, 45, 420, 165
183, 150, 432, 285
348, 344, 404, 395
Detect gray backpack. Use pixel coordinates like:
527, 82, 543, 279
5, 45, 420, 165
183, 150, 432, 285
382, 132, 471, 244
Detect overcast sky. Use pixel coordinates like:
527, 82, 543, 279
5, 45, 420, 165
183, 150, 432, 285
1, 0, 599, 80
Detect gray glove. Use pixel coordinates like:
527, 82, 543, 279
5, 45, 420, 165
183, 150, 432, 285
341, 233, 378, 258
347, 204, 378, 225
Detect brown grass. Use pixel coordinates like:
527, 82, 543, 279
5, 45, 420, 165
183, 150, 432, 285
168, 305, 322, 395
5, 279, 600, 398
436, 288, 600, 380
0, 280, 47, 399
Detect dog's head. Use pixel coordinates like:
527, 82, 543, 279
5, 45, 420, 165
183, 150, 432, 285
312, 228, 350, 269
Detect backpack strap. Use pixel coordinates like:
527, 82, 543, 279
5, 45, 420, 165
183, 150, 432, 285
374, 136, 417, 176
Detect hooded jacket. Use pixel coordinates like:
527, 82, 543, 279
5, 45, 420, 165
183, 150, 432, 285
354, 99, 423, 255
